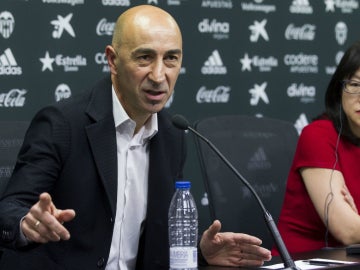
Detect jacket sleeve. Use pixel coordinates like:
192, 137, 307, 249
0, 106, 70, 250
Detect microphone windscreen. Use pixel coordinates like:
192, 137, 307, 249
172, 114, 190, 130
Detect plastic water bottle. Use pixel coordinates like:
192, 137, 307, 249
168, 180, 198, 270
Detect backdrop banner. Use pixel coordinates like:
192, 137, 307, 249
1, 0, 359, 233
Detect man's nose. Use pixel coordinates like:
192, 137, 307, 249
149, 60, 166, 84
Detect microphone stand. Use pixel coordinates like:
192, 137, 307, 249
187, 125, 300, 270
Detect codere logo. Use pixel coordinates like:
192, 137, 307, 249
0, 48, 22, 75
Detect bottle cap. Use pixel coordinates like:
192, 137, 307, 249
175, 181, 191, 189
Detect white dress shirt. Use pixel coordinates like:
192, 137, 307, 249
106, 86, 158, 270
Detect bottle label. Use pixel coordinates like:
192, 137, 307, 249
169, 246, 198, 269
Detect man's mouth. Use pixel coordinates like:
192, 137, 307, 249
144, 89, 167, 101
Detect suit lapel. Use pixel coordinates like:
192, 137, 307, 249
137, 112, 186, 268
85, 77, 117, 216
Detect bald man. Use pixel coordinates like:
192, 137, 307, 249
0, 5, 271, 270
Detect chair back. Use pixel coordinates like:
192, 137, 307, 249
194, 115, 298, 250
0, 121, 29, 197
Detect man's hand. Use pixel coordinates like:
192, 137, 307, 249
21, 192, 76, 243
200, 220, 272, 267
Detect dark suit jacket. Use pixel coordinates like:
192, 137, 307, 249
0, 76, 187, 270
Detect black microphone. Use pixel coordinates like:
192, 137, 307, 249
172, 114, 299, 270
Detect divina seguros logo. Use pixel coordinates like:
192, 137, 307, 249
287, 83, 316, 103
198, 18, 229, 40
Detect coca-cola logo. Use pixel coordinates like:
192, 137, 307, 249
96, 18, 115, 36
196, 86, 230, 103
0, 89, 27, 107
285, 23, 316, 40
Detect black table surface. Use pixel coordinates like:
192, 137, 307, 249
199, 247, 360, 269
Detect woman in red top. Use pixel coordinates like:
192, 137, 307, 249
274, 41, 360, 254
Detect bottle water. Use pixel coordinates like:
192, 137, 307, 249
168, 180, 198, 270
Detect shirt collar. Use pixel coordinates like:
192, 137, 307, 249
112, 85, 158, 144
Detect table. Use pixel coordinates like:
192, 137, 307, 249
199, 247, 360, 269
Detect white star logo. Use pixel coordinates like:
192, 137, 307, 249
40, 51, 55, 72
249, 82, 269, 106
249, 19, 269, 42
240, 53, 252, 71
324, 0, 335, 12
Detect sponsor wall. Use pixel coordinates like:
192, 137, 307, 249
1, 0, 359, 233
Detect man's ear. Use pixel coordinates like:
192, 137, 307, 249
105, 45, 117, 75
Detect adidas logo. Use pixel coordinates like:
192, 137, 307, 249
0, 48, 22, 75
201, 49, 227, 75
294, 113, 308, 135
290, 0, 313, 14
247, 147, 271, 170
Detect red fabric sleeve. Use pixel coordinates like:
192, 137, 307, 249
294, 120, 339, 172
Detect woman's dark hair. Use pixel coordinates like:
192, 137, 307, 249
319, 41, 360, 145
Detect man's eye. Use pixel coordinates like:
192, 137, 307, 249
138, 55, 150, 61
136, 55, 153, 65
166, 55, 178, 61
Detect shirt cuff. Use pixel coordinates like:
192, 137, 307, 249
16, 216, 32, 247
